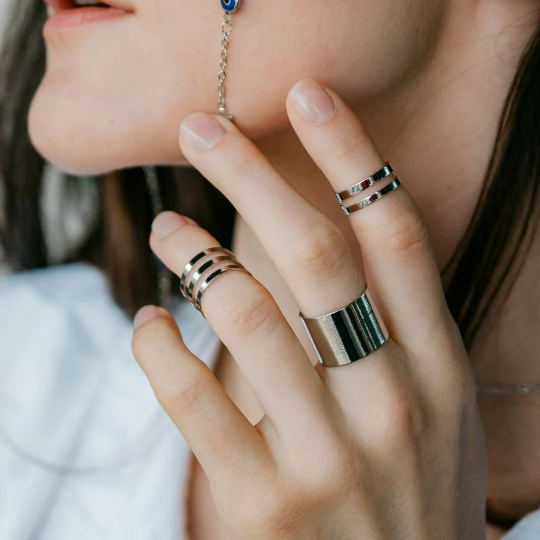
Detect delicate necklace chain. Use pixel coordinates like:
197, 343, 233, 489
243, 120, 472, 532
143, 166, 173, 308
476, 383, 540, 395
218, 11, 234, 120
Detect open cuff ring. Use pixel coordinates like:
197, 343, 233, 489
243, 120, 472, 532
335, 162, 401, 216
299, 286, 389, 367
180, 246, 251, 318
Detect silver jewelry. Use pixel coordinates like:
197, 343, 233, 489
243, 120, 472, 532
180, 246, 252, 318
143, 166, 174, 308
339, 179, 402, 215
335, 162, 394, 205
299, 286, 390, 367
217, 0, 241, 120
476, 383, 540, 395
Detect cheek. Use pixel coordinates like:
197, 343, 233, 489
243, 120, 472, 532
28, 0, 444, 175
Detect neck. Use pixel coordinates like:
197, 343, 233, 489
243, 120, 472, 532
231, 0, 537, 320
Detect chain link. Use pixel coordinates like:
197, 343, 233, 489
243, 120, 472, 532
218, 11, 234, 120
143, 166, 173, 308
476, 383, 540, 395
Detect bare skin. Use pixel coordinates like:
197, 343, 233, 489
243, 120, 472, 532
34, 0, 540, 537
182, 3, 540, 538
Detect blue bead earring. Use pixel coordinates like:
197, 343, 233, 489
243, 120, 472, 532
217, 0, 242, 120
221, 0, 241, 13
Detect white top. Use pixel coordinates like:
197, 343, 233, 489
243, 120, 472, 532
0, 262, 538, 539
0, 262, 222, 540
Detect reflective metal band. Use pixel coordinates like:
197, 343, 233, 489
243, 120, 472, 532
299, 287, 389, 367
195, 264, 252, 318
342, 179, 401, 215
335, 162, 393, 204
179, 247, 234, 291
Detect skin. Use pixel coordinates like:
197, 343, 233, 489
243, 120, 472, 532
29, 0, 540, 537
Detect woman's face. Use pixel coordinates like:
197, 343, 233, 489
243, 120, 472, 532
28, 0, 447, 175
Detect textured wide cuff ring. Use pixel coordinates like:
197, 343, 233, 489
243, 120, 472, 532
180, 246, 252, 318
335, 162, 401, 215
299, 286, 390, 367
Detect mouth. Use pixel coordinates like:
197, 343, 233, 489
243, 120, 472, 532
43, 0, 134, 34
44, 0, 134, 16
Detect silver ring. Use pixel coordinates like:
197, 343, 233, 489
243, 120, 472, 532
299, 286, 389, 367
180, 246, 235, 291
180, 247, 251, 318
195, 264, 251, 314
341, 179, 401, 215
335, 162, 393, 205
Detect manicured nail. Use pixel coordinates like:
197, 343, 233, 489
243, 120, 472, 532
180, 113, 226, 151
152, 211, 190, 239
134, 305, 159, 329
290, 79, 336, 124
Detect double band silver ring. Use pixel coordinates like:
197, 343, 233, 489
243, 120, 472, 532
335, 162, 401, 215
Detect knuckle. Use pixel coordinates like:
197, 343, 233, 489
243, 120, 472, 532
158, 371, 208, 416
306, 446, 359, 496
235, 482, 294, 534
290, 225, 353, 282
330, 133, 368, 165
381, 204, 431, 262
215, 283, 281, 340
376, 387, 425, 444
256, 486, 291, 526
227, 139, 260, 177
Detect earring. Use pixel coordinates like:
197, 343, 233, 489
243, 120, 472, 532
217, 0, 242, 120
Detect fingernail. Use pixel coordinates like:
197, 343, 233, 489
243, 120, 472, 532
180, 113, 226, 151
152, 211, 190, 239
290, 79, 336, 125
134, 305, 159, 329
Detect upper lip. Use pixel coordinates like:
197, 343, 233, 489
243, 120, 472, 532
44, 0, 134, 11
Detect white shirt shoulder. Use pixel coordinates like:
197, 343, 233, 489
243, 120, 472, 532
0, 262, 221, 540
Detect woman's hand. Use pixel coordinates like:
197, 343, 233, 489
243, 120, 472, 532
131, 78, 487, 539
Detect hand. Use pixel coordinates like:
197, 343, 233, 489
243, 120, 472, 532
131, 78, 487, 539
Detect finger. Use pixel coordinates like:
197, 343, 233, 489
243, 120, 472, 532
148, 212, 328, 441
131, 305, 273, 489
178, 113, 366, 321
285, 78, 454, 356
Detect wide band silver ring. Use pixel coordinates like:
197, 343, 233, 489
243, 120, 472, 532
180, 246, 251, 318
299, 286, 389, 367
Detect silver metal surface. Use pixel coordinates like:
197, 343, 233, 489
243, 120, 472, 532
195, 264, 251, 317
143, 166, 173, 307
185, 254, 232, 298
217, 10, 235, 120
335, 162, 393, 204
180, 246, 251, 318
299, 287, 389, 367
180, 247, 234, 291
342, 179, 402, 215
476, 383, 540, 395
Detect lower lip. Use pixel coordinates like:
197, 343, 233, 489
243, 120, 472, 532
43, 6, 132, 34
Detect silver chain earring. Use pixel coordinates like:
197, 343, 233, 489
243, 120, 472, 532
143, 166, 174, 309
218, 0, 241, 120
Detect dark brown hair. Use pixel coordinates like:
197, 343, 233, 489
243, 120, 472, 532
1, 0, 540, 530
0, 2, 539, 343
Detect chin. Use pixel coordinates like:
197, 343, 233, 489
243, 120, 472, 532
27, 68, 290, 176
27, 75, 194, 176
